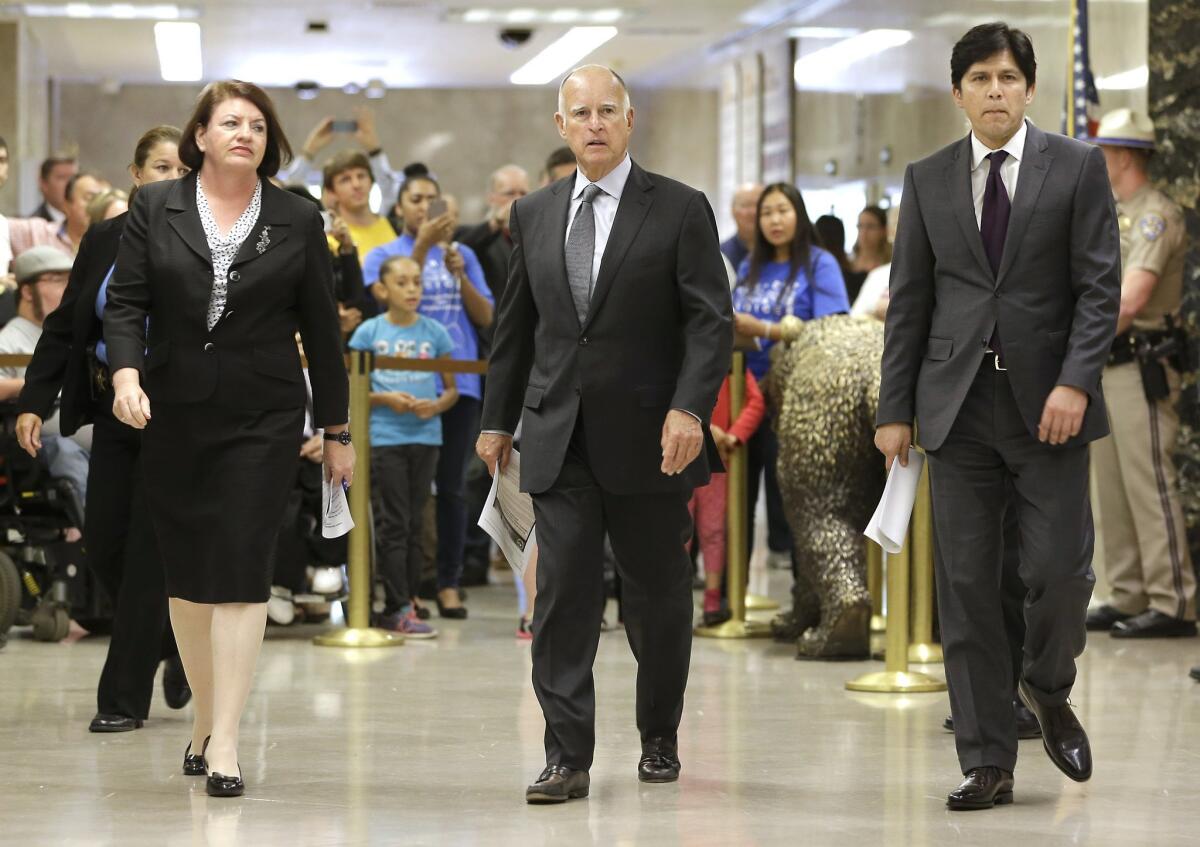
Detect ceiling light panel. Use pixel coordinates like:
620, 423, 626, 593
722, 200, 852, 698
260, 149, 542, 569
154, 20, 202, 81
450, 7, 627, 25
20, 2, 199, 18
794, 28, 913, 88
510, 25, 618, 85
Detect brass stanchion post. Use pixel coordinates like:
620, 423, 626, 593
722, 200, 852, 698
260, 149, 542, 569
846, 461, 944, 691
867, 540, 885, 632
315, 350, 404, 648
907, 464, 943, 664
697, 352, 770, 638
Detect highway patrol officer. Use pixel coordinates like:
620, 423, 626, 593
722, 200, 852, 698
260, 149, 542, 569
1087, 109, 1196, 638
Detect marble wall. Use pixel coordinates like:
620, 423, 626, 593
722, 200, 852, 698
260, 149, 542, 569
49, 82, 718, 224
0, 22, 50, 217
1149, 0, 1200, 553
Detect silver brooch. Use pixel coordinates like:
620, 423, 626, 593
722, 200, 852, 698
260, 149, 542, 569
256, 225, 271, 254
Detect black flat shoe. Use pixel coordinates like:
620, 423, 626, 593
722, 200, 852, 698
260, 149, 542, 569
701, 609, 732, 627
947, 766, 1014, 811
638, 736, 681, 783
1018, 679, 1092, 782
1190, 664, 1200, 682
163, 655, 191, 710
89, 713, 143, 733
183, 736, 210, 776
1111, 609, 1197, 639
526, 765, 589, 804
1085, 604, 1131, 631
436, 599, 468, 620
206, 766, 244, 798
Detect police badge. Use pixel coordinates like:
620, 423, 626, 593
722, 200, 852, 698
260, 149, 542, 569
1139, 214, 1165, 242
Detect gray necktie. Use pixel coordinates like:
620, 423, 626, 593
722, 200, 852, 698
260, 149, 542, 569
565, 183, 602, 323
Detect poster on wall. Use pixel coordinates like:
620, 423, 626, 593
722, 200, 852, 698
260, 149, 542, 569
738, 55, 762, 187
760, 39, 795, 185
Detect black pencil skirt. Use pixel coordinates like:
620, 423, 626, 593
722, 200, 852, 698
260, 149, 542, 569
140, 401, 306, 604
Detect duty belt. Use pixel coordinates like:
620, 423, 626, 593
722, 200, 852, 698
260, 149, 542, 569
1108, 329, 1171, 367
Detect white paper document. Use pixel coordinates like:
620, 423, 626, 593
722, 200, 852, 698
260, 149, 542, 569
477, 449, 537, 577
322, 478, 355, 539
863, 450, 926, 554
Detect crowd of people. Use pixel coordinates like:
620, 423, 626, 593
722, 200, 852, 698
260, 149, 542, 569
0, 35, 1196, 805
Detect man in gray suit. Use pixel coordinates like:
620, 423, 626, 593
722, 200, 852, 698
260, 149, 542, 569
875, 23, 1120, 810
477, 65, 731, 804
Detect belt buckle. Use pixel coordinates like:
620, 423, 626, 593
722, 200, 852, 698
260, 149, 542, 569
987, 349, 1007, 372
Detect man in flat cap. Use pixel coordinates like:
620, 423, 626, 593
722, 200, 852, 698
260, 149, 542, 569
1086, 109, 1196, 640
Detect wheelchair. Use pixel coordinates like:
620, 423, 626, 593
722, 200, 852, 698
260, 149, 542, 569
0, 404, 101, 647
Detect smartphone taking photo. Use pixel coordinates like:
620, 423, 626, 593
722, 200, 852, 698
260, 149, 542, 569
330, 120, 358, 133
427, 198, 448, 221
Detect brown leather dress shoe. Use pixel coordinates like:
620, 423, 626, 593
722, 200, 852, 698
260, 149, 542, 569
1110, 610, 1197, 639
526, 765, 590, 804
947, 767, 1014, 811
1018, 679, 1092, 782
638, 737, 681, 783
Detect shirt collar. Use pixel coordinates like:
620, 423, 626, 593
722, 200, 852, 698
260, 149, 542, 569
572, 153, 632, 202
970, 119, 1028, 172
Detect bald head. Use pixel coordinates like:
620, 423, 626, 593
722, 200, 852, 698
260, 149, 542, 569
555, 64, 634, 183
487, 164, 530, 218
732, 182, 764, 243
557, 64, 631, 117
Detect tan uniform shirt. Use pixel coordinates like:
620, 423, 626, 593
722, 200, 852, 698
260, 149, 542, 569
1118, 183, 1186, 330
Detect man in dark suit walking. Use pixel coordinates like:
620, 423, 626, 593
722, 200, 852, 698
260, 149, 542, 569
875, 23, 1120, 810
477, 64, 731, 804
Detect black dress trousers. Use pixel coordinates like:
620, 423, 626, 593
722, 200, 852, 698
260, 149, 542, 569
86, 408, 176, 719
530, 419, 694, 771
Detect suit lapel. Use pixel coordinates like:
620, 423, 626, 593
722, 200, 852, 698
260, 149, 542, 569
945, 136, 993, 283
584, 162, 653, 330
230, 180, 291, 270
539, 176, 576, 324
995, 123, 1052, 287
166, 172, 212, 267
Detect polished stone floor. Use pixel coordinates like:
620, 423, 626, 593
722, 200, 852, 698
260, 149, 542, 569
3, 563, 1199, 847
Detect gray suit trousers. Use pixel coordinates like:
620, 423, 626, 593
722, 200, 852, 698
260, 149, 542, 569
927, 359, 1095, 774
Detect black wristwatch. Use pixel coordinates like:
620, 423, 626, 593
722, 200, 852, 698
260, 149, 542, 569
323, 431, 352, 445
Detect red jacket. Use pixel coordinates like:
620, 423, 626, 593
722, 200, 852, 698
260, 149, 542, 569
712, 369, 764, 444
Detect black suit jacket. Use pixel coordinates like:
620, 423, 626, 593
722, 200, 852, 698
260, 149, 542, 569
481, 161, 732, 495
18, 213, 125, 435
878, 122, 1121, 450
104, 172, 348, 427
30, 201, 56, 222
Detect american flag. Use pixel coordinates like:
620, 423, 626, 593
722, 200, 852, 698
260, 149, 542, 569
1066, 0, 1100, 138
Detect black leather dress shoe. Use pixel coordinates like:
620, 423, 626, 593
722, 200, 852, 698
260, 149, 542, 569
525, 765, 590, 804
946, 767, 1014, 811
1191, 664, 1200, 682
943, 700, 1041, 739
88, 713, 143, 733
1018, 679, 1092, 782
163, 655, 192, 710
638, 737, 681, 783
1085, 604, 1131, 631
206, 766, 244, 798
1111, 610, 1197, 639
183, 736, 210, 776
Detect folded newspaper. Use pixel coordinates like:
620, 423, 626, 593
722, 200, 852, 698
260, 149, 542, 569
477, 448, 537, 577
321, 478, 355, 539
863, 450, 926, 554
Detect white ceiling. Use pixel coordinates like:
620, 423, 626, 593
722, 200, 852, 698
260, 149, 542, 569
0, 0, 1149, 93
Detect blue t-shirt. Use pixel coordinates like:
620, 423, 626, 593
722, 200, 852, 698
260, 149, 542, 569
362, 233, 493, 402
347, 313, 456, 447
732, 247, 849, 379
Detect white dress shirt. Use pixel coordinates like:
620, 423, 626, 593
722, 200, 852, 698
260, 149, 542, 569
969, 119, 1027, 228
565, 153, 632, 290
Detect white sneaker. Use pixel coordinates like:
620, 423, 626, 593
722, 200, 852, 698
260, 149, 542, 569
311, 567, 344, 595
267, 588, 296, 625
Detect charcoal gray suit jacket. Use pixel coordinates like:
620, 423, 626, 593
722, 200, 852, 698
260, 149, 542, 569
877, 121, 1121, 450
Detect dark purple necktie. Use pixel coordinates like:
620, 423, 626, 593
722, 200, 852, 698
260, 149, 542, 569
981, 150, 1011, 353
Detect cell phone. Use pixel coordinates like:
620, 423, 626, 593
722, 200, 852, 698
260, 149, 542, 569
331, 119, 358, 133
427, 198, 448, 220
319, 211, 333, 233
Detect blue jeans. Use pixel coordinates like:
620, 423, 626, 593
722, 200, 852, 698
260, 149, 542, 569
435, 396, 480, 590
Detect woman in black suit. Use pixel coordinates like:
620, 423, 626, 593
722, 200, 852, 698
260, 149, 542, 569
104, 81, 352, 798
16, 125, 191, 733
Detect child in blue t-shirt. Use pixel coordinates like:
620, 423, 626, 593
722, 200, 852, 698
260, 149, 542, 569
348, 255, 458, 638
